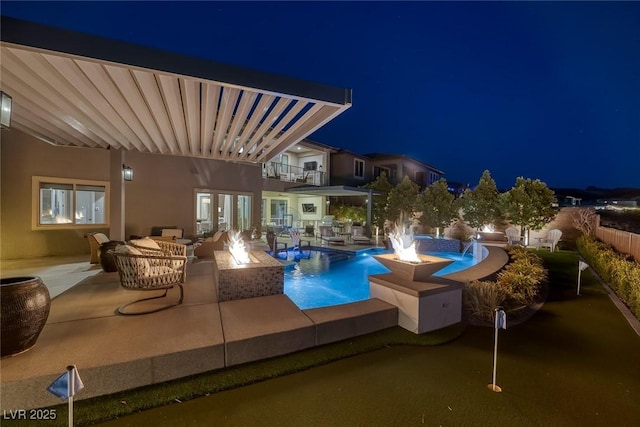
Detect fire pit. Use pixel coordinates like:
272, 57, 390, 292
370, 223, 463, 334
372, 253, 454, 282
212, 231, 284, 302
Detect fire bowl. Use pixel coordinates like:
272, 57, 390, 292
373, 253, 454, 282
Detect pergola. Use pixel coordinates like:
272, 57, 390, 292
0, 17, 352, 163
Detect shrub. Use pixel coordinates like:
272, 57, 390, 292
495, 248, 546, 308
577, 235, 640, 319
463, 248, 546, 322
463, 280, 508, 323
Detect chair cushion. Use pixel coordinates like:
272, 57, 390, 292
130, 237, 162, 251
145, 265, 179, 278
114, 244, 143, 256
114, 244, 150, 275
93, 233, 110, 244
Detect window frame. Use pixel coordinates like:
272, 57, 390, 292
32, 176, 110, 230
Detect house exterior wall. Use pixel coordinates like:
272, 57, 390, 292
329, 151, 372, 186
0, 129, 262, 259
122, 150, 262, 239
1, 129, 110, 259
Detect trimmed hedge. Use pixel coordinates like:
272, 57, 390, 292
577, 235, 640, 319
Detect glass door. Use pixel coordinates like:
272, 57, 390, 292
196, 192, 214, 235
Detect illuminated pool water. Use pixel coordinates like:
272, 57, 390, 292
284, 249, 477, 310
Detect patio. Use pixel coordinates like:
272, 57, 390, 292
0, 241, 399, 410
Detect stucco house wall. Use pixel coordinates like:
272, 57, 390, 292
1, 129, 110, 259
1, 129, 262, 259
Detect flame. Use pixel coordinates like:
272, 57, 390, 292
389, 224, 422, 263
481, 224, 495, 233
227, 230, 251, 264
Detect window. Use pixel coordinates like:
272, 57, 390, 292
33, 176, 109, 229
218, 194, 232, 231
354, 159, 365, 179
303, 161, 317, 171
429, 171, 440, 185
373, 165, 390, 178
237, 195, 251, 231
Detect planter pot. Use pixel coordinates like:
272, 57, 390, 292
1, 276, 51, 357
100, 240, 124, 272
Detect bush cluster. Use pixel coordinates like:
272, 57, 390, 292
463, 247, 546, 323
577, 235, 640, 319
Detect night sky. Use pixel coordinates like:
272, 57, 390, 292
2, 1, 639, 190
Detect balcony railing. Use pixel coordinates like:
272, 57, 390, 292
262, 162, 327, 186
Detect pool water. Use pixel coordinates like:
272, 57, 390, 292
284, 249, 477, 310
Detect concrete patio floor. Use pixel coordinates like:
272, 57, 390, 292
0, 242, 399, 410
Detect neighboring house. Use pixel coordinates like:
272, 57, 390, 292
329, 149, 376, 187
365, 153, 444, 189
329, 151, 444, 190
0, 17, 352, 259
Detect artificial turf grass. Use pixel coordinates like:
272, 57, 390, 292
12, 250, 640, 427
15, 322, 466, 427
98, 251, 640, 427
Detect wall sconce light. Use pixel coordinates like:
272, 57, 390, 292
122, 165, 134, 182
0, 91, 13, 129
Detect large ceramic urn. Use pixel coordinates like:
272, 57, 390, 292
1, 276, 51, 357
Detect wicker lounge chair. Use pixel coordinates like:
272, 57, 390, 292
112, 243, 187, 315
193, 231, 228, 259
86, 232, 111, 263
351, 226, 371, 245
319, 225, 345, 245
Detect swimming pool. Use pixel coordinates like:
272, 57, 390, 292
284, 249, 477, 310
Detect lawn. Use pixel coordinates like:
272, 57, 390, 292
8, 251, 640, 426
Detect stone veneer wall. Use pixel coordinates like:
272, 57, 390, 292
213, 251, 284, 302
415, 237, 460, 253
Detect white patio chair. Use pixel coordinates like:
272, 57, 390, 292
538, 229, 562, 252
505, 227, 523, 246
290, 229, 311, 258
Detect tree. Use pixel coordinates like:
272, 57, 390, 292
386, 175, 420, 224
362, 171, 394, 231
501, 177, 557, 242
571, 207, 597, 236
416, 178, 460, 234
461, 170, 503, 230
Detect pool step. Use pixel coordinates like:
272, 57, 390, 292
325, 252, 352, 264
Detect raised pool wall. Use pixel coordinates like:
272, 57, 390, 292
415, 236, 461, 253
